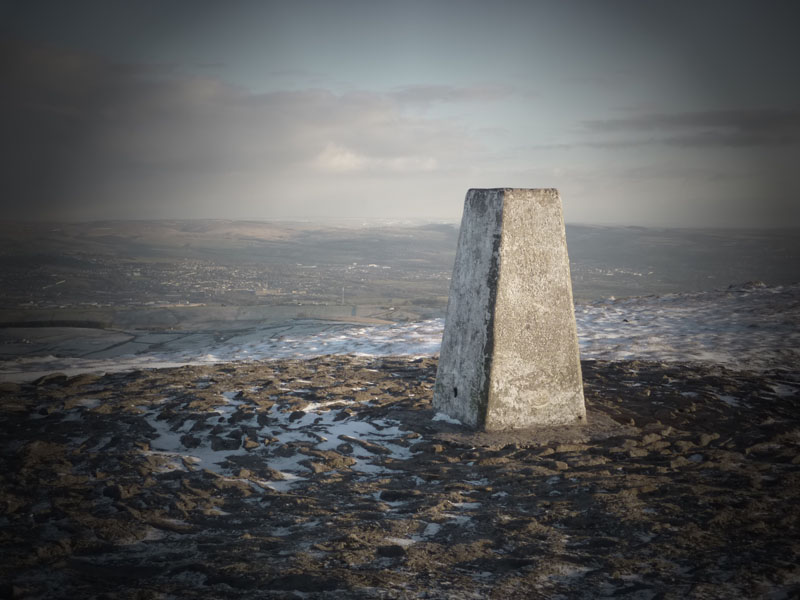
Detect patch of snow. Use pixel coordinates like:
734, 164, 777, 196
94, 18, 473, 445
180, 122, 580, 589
4, 284, 798, 383
384, 537, 416, 547
451, 502, 481, 510
771, 383, 798, 398
73, 398, 102, 409
417, 522, 442, 539
717, 395, 741, 407
432, 412, 462, 425
442, 513, 473, 527
60, 410, 84, 423
466, 478, 490, 486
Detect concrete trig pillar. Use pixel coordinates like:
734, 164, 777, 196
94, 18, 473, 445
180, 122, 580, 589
433, 188, 586, 431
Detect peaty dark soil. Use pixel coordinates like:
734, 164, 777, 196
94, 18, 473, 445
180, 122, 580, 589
1, 356, 799, 599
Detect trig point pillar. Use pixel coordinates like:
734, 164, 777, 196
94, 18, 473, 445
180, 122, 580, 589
433, 188, 586, 431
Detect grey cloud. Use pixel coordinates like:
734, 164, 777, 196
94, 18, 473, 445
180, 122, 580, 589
583, 108, 800, 147
1, 41, 483, 167
387, 84, 517, 107
1, 41, 486, 218
561, 72, 634, 89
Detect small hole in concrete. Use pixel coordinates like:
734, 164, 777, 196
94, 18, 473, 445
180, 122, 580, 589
453, 387, 458, 397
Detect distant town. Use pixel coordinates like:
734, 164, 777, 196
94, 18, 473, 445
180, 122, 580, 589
0, 221, 461, 325
1, 255, 451, 315
1, 220, 797, 328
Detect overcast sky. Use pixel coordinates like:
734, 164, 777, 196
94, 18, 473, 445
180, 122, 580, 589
2, 0, 799, 226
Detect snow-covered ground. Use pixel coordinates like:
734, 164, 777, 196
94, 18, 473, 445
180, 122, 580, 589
1, 283, 798, 382
576, 283, 800, 370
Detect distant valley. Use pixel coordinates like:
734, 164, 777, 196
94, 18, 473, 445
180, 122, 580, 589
0, 220, 798, 330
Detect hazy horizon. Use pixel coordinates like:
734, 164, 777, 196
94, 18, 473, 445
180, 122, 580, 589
4, 216, 800, 232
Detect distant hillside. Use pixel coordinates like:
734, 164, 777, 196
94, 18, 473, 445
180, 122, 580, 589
565, 224, 800, 300
0, 220, 797, 310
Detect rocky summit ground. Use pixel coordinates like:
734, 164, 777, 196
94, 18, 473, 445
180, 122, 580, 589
1, 356, 799, 599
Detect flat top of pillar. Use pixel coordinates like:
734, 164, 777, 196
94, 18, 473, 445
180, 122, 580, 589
466, 189, 561, 204
467, 188, 559, 195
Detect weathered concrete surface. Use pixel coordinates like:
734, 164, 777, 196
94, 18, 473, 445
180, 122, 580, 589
434, 188, 586, 430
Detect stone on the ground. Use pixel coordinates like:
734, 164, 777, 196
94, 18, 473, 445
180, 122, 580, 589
434, 188, 586, 430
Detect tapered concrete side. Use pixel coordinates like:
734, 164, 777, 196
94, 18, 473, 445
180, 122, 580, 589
432, 189, 504, 428
433, 188, 586, 431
